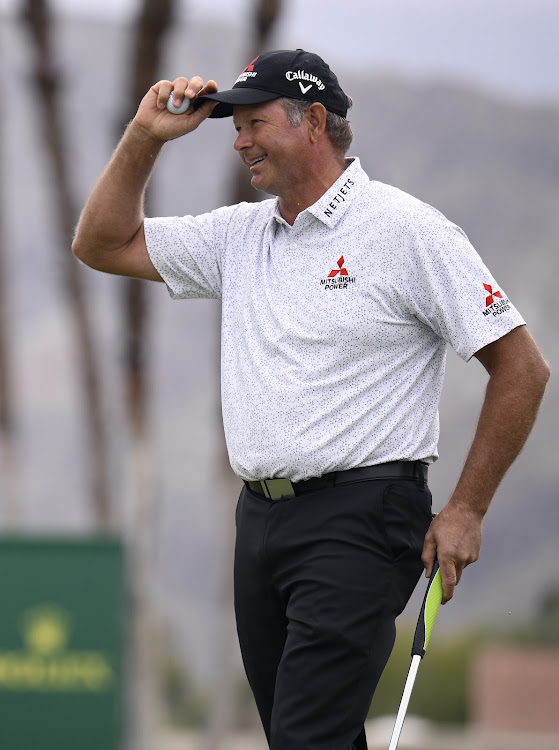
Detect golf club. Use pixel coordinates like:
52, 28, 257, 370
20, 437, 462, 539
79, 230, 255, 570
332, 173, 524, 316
388, 557, 443, 750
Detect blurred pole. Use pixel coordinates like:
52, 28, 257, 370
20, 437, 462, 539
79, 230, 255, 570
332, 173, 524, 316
19, 0, 111, 530
116, 2, 175, 749
0, 89, 22, 528
229, 0, 284, 204
206, 3, 285, 749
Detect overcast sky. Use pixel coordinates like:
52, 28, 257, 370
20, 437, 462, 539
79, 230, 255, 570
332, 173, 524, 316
1, 0, 558, 103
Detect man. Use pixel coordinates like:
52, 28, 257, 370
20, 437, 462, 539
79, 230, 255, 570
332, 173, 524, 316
73, 49, 549, 750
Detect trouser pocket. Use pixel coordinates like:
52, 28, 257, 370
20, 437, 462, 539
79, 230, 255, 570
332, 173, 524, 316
381, 480, 433, 560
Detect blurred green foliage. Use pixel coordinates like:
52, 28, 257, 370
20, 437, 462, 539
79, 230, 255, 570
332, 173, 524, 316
155, 582, 559, 728
368, 624, 476, 724
158, 633, 208, 728
368, 582, 559, 726
485, 585, 559, 647
232, 672, 262, 730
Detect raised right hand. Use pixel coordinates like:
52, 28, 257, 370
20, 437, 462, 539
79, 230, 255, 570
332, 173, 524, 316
133, 76, 218, 141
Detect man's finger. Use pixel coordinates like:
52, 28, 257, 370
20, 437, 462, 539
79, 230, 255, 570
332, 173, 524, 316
168, 77, 189, 109
152, 80, 174, 109
188, 98, 219, 126
421, 527, 437, 577
197, 79, 218, 98
439, 557, 457, 604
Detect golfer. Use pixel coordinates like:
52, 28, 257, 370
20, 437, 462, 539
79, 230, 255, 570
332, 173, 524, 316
73, 49, 549, 750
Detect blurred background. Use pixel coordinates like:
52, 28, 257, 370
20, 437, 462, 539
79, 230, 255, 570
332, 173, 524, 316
0, 1, 557, 749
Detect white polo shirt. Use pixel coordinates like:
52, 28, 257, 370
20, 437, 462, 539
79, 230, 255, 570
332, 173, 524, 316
145, 158, 524, 481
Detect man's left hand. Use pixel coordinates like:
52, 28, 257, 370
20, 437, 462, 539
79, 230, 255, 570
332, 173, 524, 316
421, 502, 483, 603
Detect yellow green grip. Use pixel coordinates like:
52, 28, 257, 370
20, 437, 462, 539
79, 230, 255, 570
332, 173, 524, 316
411, 559, 443, 657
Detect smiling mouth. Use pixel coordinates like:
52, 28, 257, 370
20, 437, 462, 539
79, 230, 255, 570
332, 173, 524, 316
248, 155, 267, 169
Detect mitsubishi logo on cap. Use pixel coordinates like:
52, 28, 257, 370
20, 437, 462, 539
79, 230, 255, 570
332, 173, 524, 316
244, 56, 259, 72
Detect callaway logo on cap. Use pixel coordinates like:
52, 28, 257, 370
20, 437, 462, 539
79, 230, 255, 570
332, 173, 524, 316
198, 49, 349, 119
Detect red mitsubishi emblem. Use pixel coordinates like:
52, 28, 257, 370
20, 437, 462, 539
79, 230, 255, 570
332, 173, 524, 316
244, 56, 259, 72
484, 283, 503, 307
328, 256, 349, 278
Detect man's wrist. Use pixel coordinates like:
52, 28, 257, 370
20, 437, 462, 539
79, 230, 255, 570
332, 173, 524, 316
447, 490, 489, 520
125, 118, 168, 151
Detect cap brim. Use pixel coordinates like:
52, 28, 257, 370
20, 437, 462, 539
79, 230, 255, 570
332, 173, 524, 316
196, 88, 281, 118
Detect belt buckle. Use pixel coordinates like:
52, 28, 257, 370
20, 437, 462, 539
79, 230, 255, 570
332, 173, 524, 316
261, 479, 295, 500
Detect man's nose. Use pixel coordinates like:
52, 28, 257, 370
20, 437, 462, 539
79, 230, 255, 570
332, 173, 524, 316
234, 129, 252, 152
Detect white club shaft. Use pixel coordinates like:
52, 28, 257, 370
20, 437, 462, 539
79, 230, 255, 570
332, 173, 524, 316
388, 654, 421, 750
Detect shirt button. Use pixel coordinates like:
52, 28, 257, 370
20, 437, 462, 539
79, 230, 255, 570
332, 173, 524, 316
289, 242, 299, 250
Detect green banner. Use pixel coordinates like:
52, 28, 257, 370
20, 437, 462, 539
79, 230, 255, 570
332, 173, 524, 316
0, 537, 124, 750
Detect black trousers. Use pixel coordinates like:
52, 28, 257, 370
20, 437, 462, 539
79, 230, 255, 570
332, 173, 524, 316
234, 474, 433, 750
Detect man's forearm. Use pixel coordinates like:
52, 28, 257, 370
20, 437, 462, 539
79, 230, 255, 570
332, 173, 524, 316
423, 326, 550, 602
72, 121, 164, 265
72, 75, 217, 278
449, 330, 549, 516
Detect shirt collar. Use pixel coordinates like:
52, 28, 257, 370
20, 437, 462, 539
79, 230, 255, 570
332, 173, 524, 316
271, 157, 370, 229
307, 157, 370, 227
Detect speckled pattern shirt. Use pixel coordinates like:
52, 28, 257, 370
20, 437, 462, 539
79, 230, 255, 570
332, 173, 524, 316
144, 157, 525, 481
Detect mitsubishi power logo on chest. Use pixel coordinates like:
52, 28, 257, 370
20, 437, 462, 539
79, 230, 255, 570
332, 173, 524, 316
482, 283, 511, 316
328, 256, 349, 277
320, 256, 356, 290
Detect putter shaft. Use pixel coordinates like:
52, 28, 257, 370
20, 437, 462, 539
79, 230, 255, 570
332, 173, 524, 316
387, 561, 443, 750
388, 654, 421, 750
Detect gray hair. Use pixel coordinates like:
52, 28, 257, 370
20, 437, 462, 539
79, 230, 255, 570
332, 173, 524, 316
277, 96, 354, 154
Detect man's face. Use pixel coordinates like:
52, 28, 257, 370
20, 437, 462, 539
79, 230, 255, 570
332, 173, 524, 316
232, 100, 310, 197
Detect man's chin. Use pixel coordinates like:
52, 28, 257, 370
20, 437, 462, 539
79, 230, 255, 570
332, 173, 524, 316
250, 175, 277, 197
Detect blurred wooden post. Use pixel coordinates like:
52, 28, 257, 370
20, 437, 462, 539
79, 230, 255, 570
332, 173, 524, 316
0, 91, 21, 527
116, 2, 175, 749
205, 3, 285, 749
229, 0, 284, 205
20, 0, 111, 529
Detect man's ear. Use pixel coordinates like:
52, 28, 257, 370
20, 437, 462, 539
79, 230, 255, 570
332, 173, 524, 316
306, 103, 327, 143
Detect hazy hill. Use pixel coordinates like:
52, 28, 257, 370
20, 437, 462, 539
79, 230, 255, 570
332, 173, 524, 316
1, 15, 557, 679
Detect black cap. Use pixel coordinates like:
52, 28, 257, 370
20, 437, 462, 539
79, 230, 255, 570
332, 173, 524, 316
197, 49, 349, 119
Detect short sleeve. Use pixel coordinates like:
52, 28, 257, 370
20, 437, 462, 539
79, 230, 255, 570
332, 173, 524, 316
402, 204, 525, 360
144, 204, 239, 300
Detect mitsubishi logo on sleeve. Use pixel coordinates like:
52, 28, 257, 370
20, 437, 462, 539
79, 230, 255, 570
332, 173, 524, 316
484, 283, 503, 307
482, 283, 511, 317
